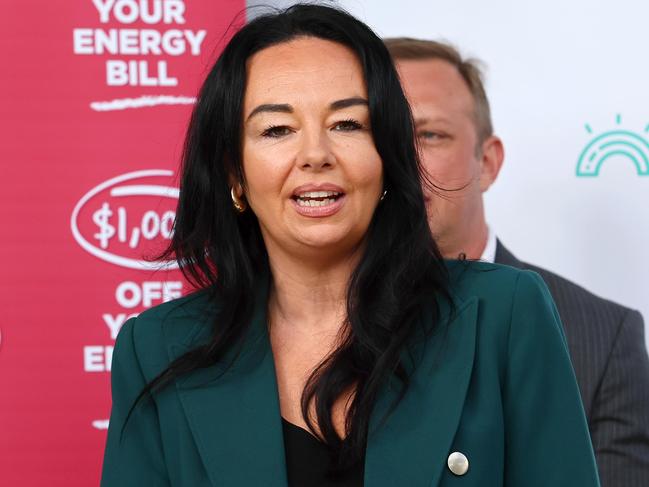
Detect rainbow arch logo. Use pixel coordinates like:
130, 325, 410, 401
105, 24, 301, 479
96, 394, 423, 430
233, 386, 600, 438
576, 115, 649, 177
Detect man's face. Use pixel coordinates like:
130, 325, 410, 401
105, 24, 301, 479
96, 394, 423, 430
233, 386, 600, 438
396, 58, 493, 255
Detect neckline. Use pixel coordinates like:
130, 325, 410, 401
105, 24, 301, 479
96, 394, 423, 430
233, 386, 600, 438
281, 416, 327, 444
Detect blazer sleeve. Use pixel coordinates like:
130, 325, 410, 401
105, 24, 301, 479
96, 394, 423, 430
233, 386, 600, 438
503, 271, 600, 487
589, 309, 649, 487
101, 317, 171, 487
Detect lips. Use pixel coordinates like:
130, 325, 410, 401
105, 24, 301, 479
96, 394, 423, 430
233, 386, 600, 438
294, 190, 343, 207
290, 184, 346, 217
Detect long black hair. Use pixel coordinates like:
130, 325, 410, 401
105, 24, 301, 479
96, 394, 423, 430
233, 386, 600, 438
151, 2, 449, 471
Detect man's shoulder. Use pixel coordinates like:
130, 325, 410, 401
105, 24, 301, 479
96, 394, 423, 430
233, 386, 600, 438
495, 241, 636, 323
518, 259, 635, 323
495, 246, 645, 394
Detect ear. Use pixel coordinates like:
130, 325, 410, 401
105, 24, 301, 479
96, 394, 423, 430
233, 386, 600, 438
478, 135, 504, 192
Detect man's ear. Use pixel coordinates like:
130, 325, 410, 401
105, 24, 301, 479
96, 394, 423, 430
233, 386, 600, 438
478, 135, 504, 192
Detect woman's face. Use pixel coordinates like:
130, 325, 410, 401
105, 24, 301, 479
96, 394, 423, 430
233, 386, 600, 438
241, 37, 383, 261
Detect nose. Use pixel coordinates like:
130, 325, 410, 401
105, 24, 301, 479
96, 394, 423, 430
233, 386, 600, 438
296, 128, 335, 171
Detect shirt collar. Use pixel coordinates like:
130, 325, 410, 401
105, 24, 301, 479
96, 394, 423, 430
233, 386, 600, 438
480, 225, 497, 263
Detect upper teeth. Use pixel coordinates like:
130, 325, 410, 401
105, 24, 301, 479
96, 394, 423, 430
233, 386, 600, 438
296, 191, 340, 199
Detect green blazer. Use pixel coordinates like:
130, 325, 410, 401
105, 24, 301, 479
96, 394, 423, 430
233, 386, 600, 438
101, 261, 600, 486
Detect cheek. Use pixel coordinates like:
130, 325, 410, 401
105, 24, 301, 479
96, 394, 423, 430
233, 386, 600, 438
353, 163, 383, 203
242, 145, 291, 202
342, 144, 383, 192
420, 146, 477, 188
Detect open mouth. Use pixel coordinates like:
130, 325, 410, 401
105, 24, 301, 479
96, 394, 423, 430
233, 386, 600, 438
292, 190, 344, 207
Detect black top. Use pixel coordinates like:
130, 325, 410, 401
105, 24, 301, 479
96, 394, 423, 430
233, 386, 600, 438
281, 418, 364, 486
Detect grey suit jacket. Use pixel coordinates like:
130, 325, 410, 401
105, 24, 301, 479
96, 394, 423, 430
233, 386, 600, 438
495, 241, 649, 486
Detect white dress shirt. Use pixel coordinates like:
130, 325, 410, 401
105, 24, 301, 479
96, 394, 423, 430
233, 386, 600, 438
480, 225, 497, 263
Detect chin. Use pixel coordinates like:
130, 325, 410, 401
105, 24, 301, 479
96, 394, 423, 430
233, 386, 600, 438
296, 229, 364, 254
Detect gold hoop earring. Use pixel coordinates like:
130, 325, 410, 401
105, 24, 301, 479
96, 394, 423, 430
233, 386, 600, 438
231, 187, 247, 213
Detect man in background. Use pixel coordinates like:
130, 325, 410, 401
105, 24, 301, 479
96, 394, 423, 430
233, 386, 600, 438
385, 37, 649, 486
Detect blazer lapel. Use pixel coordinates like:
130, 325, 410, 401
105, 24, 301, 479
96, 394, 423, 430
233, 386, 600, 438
364, 296, 478, 487
170, 279, 289, 487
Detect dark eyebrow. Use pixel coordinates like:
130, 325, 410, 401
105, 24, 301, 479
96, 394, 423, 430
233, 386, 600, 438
246, 97, 368, 122
246, 103, 293, 121
330, 97, 368, 110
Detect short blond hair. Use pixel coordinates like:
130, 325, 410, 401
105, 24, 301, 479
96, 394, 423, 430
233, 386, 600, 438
384, 37, 493, 143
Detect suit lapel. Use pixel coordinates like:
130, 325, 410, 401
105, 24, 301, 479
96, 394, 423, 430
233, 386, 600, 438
364, 296, 478, 487
494, 240, 522, 267
170, 279, 289, 487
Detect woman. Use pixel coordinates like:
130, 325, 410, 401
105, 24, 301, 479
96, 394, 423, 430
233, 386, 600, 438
101, 4, 599, 486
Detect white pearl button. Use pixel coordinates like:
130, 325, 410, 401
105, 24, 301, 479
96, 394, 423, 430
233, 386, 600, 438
447, 451, 469, 476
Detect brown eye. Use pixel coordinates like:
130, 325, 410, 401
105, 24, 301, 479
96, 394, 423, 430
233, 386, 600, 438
333, 119, 363, 131
262, 125, 292, 138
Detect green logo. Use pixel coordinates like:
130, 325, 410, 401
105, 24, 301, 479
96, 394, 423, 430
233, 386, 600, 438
576, 114, 649, 177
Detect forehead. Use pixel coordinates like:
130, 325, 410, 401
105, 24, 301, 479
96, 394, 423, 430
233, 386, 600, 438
244, 37, 366, 110
395, 58, 474, 120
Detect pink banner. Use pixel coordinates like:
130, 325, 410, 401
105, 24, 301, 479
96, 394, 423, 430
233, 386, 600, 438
1, 1, 245, 484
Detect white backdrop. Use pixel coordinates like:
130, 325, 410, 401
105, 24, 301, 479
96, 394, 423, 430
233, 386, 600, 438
338, 0, 649, 350
250, 0, 649, 350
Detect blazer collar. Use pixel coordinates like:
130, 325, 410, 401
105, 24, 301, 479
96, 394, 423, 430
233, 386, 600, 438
494, 239, 523, 267
167, 276, 478, 487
